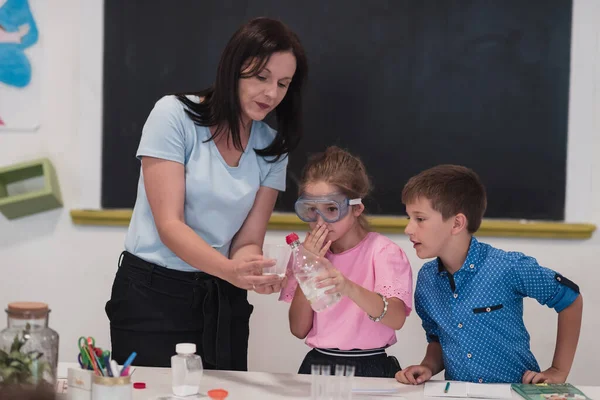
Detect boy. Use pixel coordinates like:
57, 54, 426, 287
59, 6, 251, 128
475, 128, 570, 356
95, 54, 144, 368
396, 165, 583, 384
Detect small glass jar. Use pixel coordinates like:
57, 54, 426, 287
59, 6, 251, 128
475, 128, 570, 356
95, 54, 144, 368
0, 302, 59, 390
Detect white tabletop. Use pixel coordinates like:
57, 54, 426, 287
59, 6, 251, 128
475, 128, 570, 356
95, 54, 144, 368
125, 367, 600, 400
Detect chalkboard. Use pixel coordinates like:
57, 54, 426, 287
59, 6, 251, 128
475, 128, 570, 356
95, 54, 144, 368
102, 0, 572, 221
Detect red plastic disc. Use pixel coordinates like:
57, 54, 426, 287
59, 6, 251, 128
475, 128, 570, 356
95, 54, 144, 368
208, 388, 228, 399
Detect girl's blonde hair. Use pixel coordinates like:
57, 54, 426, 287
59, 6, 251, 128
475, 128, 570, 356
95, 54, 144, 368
299, 146, 371, 231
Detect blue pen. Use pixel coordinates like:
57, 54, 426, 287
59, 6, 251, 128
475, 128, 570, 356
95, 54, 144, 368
119, 352, 137, 376
104, 356, 113, 377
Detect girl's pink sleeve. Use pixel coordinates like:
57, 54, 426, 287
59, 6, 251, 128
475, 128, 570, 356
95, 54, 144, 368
278, 259, 298, 303
373, 243, 414, 316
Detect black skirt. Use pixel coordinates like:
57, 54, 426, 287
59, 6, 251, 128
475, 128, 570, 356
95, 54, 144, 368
298, 347, 401, 378
105, 251, 253, 370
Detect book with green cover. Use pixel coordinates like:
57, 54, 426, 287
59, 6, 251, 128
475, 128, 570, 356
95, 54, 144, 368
511, 383, 592, 400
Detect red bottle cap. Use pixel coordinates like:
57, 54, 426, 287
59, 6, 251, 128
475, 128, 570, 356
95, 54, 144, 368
208, 388, 228, 399
133, 382, 146, 389
285, 233, 299, 245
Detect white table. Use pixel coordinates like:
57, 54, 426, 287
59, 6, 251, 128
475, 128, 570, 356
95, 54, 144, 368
125, 367, 600, 400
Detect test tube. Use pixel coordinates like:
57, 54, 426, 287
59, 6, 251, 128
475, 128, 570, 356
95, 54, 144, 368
334, 365, 345, 399
341, 365, 355, 400
311, 364, 321, 400
321, 365, 331, 400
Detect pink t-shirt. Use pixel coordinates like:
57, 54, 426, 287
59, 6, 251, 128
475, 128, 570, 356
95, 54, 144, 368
278, 232, 413, 350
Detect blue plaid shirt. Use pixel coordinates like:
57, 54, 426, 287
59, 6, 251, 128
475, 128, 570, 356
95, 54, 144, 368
415, 237, 580, 383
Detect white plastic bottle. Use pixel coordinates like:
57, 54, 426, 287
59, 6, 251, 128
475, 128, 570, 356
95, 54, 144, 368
171, 343, 203, 397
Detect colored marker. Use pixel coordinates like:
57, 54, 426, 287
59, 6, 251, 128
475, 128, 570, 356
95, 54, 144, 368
93, 354, 104, 376
444, 382, 450, 393
104, 356, 113, 377
120, 352, 137, 376
111, 360, 120, 377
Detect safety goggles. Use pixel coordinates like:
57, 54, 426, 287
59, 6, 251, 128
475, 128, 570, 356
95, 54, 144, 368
294, 193, 362, 223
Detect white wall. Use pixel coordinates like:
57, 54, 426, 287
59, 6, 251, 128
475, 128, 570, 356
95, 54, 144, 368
0, 0, 599, 385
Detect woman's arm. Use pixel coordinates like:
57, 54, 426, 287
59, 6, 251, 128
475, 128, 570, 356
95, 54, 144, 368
229, 186, 278, 259
143, 156, 280, 289
229, 186, 285, 294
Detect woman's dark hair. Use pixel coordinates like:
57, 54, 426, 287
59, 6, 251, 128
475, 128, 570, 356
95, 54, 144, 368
177, 17, 308, 161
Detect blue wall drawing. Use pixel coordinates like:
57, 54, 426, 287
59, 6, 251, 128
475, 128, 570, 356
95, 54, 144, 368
0, 0, 38, 87
0, 0, 40, 130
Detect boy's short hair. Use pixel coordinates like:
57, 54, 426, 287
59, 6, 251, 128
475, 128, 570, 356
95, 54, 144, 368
402, 165, 487, 233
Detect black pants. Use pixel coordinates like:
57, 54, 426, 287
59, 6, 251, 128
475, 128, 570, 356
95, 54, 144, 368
298, 348, 401, 378
105, 251, 253, 370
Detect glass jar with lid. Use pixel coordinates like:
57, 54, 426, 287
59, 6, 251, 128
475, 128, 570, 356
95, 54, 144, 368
0, 302, 59, 389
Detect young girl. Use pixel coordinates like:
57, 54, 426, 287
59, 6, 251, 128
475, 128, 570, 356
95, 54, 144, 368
279, 146, 413, 378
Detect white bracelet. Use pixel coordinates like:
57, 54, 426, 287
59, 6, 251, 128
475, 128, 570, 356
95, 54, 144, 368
368, 292, 388, 322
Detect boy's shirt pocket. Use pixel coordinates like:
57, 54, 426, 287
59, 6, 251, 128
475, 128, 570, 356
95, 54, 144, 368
472, 304, 504, 314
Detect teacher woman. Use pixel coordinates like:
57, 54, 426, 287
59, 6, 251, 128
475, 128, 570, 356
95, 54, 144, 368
105, 17, 308, 370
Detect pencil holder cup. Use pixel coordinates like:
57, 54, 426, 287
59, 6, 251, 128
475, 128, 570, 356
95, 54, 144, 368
91, 374, 132, 400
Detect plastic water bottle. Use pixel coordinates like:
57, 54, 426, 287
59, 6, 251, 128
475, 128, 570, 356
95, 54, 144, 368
171, 343, 203, 397
286, 232, 342, 312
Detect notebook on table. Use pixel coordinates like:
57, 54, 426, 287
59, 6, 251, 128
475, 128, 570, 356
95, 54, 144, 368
424, 381, 513, 399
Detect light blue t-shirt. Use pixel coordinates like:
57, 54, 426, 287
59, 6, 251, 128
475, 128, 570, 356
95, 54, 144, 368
124, 95, 288, 272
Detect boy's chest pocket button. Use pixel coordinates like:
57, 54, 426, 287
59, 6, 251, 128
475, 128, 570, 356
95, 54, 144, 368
473, 304, 504, 314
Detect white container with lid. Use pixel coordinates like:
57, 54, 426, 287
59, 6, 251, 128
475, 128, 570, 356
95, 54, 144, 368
171, 343, 203, 397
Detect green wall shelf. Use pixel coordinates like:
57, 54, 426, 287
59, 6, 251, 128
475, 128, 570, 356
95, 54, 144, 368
0, 158, 63, 220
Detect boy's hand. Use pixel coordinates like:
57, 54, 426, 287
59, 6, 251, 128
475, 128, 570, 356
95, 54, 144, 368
395, 365, 433, 385
522, 367, 568, 384
303, 224, 332, 256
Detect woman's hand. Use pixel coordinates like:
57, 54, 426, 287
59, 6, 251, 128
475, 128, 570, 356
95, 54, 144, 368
225, 255, 283, 292
303, 224, 332, 256
254, 276, 287, 295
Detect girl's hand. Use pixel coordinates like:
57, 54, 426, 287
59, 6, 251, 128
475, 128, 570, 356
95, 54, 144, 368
315, 258, 352, 297
303, 224, 332, 256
